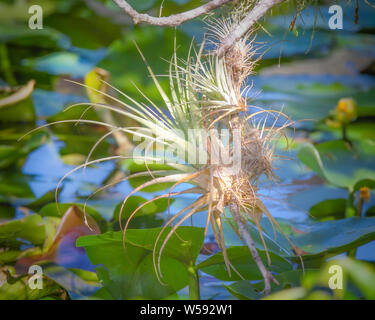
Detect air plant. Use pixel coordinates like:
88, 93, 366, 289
20, 2, 303, 297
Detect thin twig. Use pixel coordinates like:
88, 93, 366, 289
112, 0, 232, 26
227, 113, 278, 295
231, 202, 278, 295
364, 0, 375, 9
217, 0, 285, 57
111, 0, 286, 58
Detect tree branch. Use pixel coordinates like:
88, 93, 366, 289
112, 0, 232, 26
217, 0, 285, 57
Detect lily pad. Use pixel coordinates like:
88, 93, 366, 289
39, 203, 106, 233
309, 199, 347, 220
197, 246, 292, 281
311, 122, 375, 143
113, 195, 173, 221
223, 280, 261, 300
252, 75, 375, 128
77, 226, 204, 299
224, 269, 305, 300
298, 140, 375, 190
261, 216, 375, 263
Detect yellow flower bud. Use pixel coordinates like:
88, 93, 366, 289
359, 187, 371, 203
335, 98, 357, 124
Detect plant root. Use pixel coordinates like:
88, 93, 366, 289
231, 202, 279, 295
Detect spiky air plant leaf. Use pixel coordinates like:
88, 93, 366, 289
160, 2, 303, 293
19, 2, 301, 296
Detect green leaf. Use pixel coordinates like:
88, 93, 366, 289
297, 143, 326, 180
0, 25, 65, 49
68, 268, 99, 283
0, 214, 45, 248
39, 203, 107, 233
261, 217, 375, 264
40, 202, 100, 219
263, 287, 307, 300
197, 246, 292, 281
271, 270, 305, 289
25, 189, 58, 212
123, 160, 177, 192
298, 140, 375, 189
353, 179, 375, 192
77, 227, 204, 265
309, 198, 347, 220
45, 106, 112, 159
255, 75, 375, 128
224, 269, 305, 300
312, 122, 375, 143
221, 217, 291, 256
113, 195, 173, 221
77, 227, 204, 299
0, 204, 15, 219
98, 27, 192, 107
0, 172, 34, 202
0, 131, 48, 169
0, 94, 35, 123
44, 14, 121, 50
0, 247, 41, 266
223, 281, 261, 300
41, 216, 60, 253
366, 206, 375, 217
0, 250, 23, 265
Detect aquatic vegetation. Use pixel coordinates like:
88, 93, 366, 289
19, 4, 304, 295
2, 0, 375, 301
